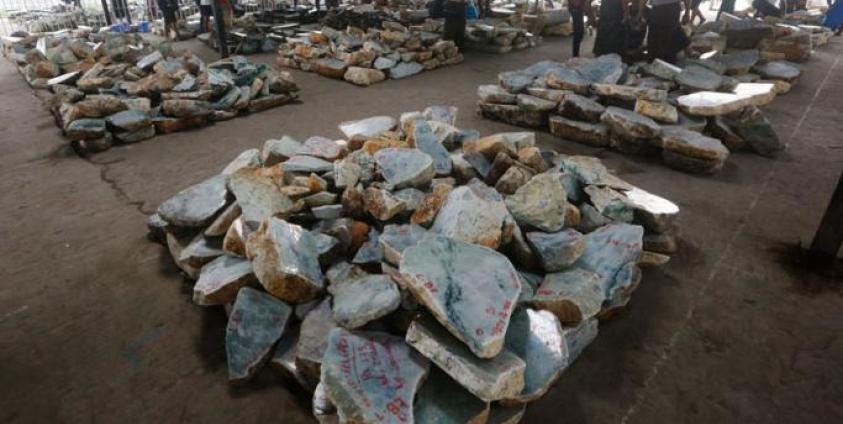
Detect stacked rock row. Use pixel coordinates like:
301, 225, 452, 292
276, 22, 463, 86
689, 12, 834, 62
4, 32, 300, 155
462, 20, 542, 54
148, 105, 680, 423
477, 46, 806, 174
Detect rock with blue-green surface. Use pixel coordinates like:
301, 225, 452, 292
225, 287, 292, 381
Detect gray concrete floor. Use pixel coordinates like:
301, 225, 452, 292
0, 32, 842, 424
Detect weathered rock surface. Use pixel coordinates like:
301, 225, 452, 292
406, 316, 525, 402
431, 182, 514, 248
226, 287, 292, 381
246, 218, 325, 303
634, 99, 678, 124
532, 268, 604, 324
228, 167, 297, 227
374, 148, 435, 189
329, 274, 401, 329
548, 116, 610, 147
157, 174, 230, 228
414, 367, 490, 424
505, 173, 568, 232
526, 229, 586, 272
559, 93, 605, 122
400, 235, 521, 358
296, 298, 339, 380
321, 328, 429, 424
504, 308, 568, 402
574, 223, 643, 303
380, 224, 428, 265
600, 106, 662, 139
194, 255, 256, 305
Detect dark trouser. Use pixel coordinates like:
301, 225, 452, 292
647, 2, 685, 64
444, 1, 466, 47
593, 0, 625, 56
716, 0, 736, 20
570, 6, 584, 57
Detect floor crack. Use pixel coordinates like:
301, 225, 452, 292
83, 156, 152, 216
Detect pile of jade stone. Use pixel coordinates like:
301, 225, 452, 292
148, 106, 680, 423
478, 41, 810, 174
3, 31, 299, 154
462, 20, 542, 54
276, 22, 463, 86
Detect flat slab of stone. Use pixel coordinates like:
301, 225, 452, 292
660, 128, 730, 170
676, 65, 724, 91
600, 106, 662, 139
548, 116, 609, 147
584, 185, 634, 222
228, 168, 297, 227
352, 228, 383, 264
504, 308, 568, 402
389, 61, 425, 79
221, 149, 261, 175
226, 287, 292, 381
622, 187, 679, 234
374, 148, 435, 189
380, 223, 428, 265
298, 136, 344, 161
282, 155, 334, 173
194, 255, 255, 305
526, 229, 586, 272
505, 173, 568, 232
532, 268, 604, 324
634, 99, 678, 124
559, 93, 605, 122
262, 136, 302, 166
516, 94, 557, 112
246, 218, 325, 303
411, 120, 452, 176
676, 82, 776, 116
329, 274, 401, 329
574, 223, 643, 302
574, 53, 624, 84
752, 60, 801, 82
431, 182, 513, 248
723, 105, 782, 156
591, 84, 668, 102
414, 367, 490, 424
405, 316, 525, 402
296, 298, 339, 381
339, 115, 397, 140
157, 174, 229, 227
478, 84, 517, 104
321, 329, 429, 424
400, 235, 521, 358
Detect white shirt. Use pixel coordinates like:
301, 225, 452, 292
201, 0, 212, 6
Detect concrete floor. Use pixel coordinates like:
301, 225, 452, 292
0, 32, 841, 423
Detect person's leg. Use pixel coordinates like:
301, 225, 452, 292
570, 6, 584, 57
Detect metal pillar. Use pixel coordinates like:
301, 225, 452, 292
211, 0, 230, 58
808, 171, 843, 264
101, 0, 113, 26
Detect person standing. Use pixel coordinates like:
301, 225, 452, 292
643, 0, 691, 64
569, 0, 596, 57
443, 0, 466, 48
157, 0, 181, 40
199, 0, 212, 33
593, 0, 630, 57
